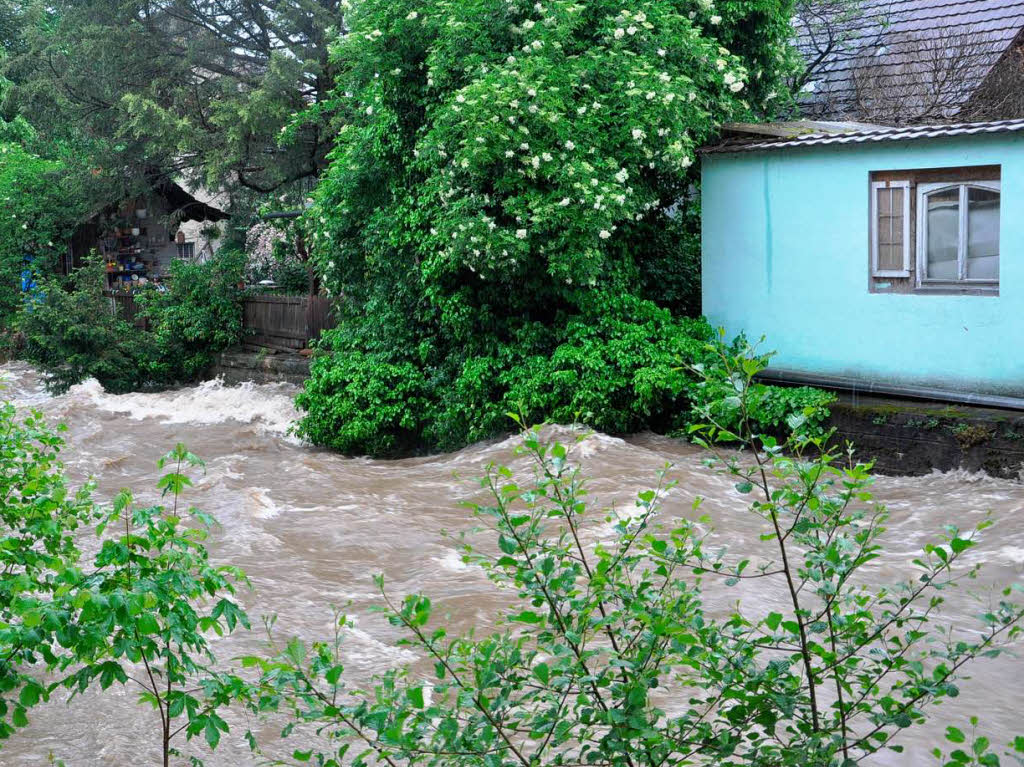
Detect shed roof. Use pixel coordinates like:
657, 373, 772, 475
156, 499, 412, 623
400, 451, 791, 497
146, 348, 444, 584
795, 0, 1024, 121
701, 118, 1024, 155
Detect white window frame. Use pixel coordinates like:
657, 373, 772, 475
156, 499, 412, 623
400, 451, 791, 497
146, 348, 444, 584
916, 179, 1000, 287
870, 179, 911, 277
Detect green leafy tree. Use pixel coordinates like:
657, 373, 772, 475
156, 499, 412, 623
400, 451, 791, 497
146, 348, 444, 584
296, 0, 803, 455
0, 139, 86, 332
250, 347, 1022, 766
64, 444, 250, 767
5, 1, 341, 198
0, 404, 98, 738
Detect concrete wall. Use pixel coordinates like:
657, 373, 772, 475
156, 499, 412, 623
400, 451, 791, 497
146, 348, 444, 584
701, 132, 1024, 397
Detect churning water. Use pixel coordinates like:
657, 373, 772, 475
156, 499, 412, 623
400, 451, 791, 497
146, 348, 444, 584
0, 362, 1021, 766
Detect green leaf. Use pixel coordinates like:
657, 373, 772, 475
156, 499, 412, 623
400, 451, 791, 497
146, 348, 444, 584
764, 612, 783, 631
407, 686, 425, 709
946, 726, 966, 744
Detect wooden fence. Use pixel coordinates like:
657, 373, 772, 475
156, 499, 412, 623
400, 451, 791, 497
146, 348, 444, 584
242, 294, 334, 351
104, 291, 334, 351
105, 291, 148, 330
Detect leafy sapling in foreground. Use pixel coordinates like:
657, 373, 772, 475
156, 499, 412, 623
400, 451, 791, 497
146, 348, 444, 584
0, 405, 99, 738
688, 342, 1024, 764
65, 444, 250, 767
249, 353, 1022, 766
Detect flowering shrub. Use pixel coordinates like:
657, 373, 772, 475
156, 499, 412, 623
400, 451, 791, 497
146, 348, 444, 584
297, 0, 801, 454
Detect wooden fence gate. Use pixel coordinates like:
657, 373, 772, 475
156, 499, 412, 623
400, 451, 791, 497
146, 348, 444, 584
242, 294, 334, 351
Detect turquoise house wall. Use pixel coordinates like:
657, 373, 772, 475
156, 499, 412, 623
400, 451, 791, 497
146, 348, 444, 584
701, 133, 1024, 396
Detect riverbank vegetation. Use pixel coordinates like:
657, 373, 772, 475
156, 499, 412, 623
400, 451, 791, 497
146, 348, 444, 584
291, 0, 828, 454
18, 251, 247, 394
0, 0, 837, 455
0, 350, 1020, 765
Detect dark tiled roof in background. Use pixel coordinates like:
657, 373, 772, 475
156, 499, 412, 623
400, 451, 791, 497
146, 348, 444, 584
700, 118, 1024, 154
795, 0, 1024, 120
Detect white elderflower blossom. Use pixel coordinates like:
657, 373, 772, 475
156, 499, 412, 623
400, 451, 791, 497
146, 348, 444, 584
510, 99, 519, 108
519, 142, 530, 150
710, 14, 722, 24
528, 104, 538, 113
505, 150, 515, 158
688, 91, 697, 101
659, 72, 671, 83
515, 229, 528, 239
475, 136, 486, 143
565, 140, 575, 150
531, 156, 541, 168
631, 128, 646, 142
681, 156, 693, 168
523, 19, 535, 29
716, 58, 727, 70
406, 10, 418, 19
614, 168, 628, 183
723, 72, 736, 85
599, 230, 611, 239
627, 26, 637, 35
559, 197, 571, 206
456, 93, 466, 103
658, 48, 666, 56
577, 106, 587, 115
729, 81, 744, 92
365, 105, 374, 115
646, 91, 655, 100
614, 28, 625, 39
530, 39, 543, 49
542, 152, 553, 161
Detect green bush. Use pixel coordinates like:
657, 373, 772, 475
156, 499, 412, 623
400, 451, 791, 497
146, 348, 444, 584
297, 294, 830, 455
136, 247, 247, 381
20, 250, 245, 393
0, 405, 251, 763
0, 402, 98, 738
19, 259, 156, 394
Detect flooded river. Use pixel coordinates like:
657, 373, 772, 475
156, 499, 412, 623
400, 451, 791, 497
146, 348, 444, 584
0, 361, 1021, 766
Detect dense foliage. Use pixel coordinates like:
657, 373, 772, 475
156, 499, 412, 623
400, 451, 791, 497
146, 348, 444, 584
0, 138, 86, 334
299, 299, 834, 455
0, 403, 97, 738
296, 0, 804, 454
18, 260, 155, 393
136, 247, 248, 381
20, 251, 246, 393
4, 1, 340, 198
252, 352, 1024, 766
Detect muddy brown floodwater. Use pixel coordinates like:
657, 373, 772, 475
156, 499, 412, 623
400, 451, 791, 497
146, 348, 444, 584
0, 361, 1021, 766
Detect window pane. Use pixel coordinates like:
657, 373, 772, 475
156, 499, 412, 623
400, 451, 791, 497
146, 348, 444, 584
875, 187, 904, 270
925, 188, 959, 280
967, 187, 999, 280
